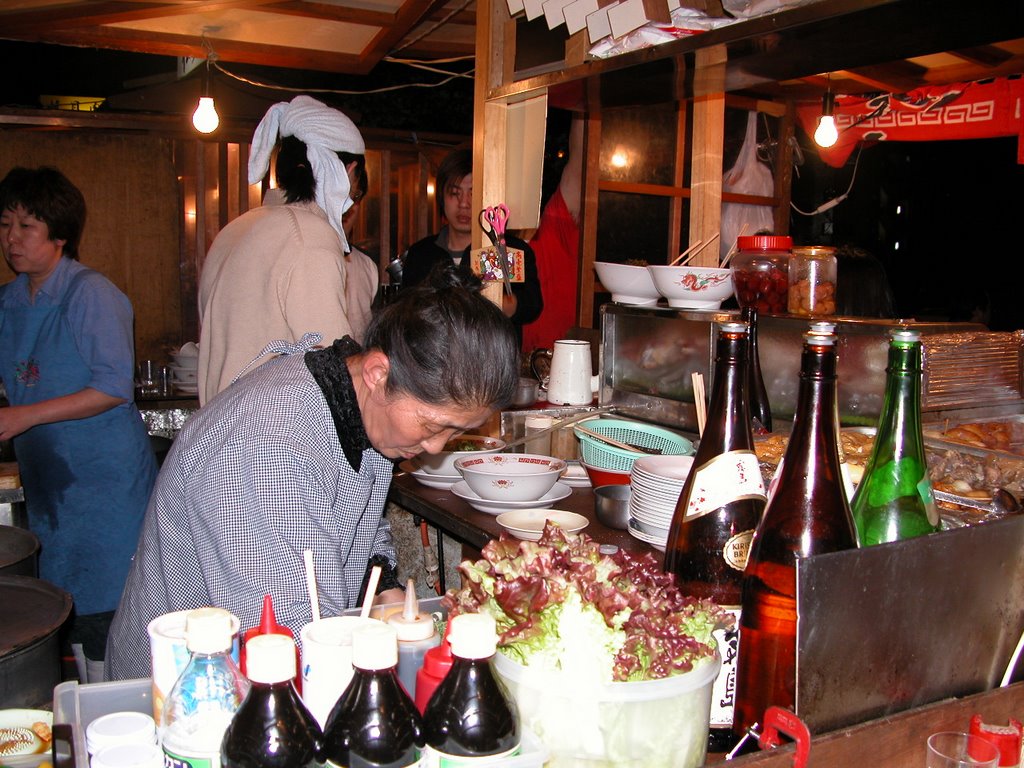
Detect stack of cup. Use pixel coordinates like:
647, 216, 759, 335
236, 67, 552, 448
87, 712, 161, 768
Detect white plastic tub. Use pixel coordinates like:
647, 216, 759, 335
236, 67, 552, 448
493, 651, 720, 768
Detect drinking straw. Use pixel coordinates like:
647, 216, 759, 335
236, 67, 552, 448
361, 565, 382, 619
303, 549, 320, 622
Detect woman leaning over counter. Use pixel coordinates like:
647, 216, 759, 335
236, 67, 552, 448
0, 166, 158, 658
105, 266, 519, 680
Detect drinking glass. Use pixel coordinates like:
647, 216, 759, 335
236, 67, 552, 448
926, 732, 1000, 768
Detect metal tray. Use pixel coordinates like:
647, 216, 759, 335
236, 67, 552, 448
923, 414, 1024, 460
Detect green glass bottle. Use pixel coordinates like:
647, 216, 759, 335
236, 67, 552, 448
851, 328, 940, 545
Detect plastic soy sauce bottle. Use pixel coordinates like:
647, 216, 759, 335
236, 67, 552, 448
422, 613, 520, 766
222, 634, 322, 768
387, 578, 441, 701
320, 622, 423, 768
162, 607, 250, 768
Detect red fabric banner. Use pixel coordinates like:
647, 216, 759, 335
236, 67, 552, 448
796, 77, 1024, 167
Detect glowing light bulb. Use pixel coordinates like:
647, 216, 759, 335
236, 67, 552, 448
814, 114, 838, 148
192, 97, 219, 134
610, 150, 628, 168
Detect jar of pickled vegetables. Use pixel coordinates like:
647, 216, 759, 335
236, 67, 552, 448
730, 235, 792, 314
788, 246, 837, 316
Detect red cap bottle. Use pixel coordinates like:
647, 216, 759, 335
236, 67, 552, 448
414, 618, 454, 713
240, 595, 301, 691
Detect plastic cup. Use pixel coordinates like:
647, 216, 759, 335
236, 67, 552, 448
147, 609, 240, 724
927, 732, 1001, 768
300, 616, 380, 728
524, 415, 553, 456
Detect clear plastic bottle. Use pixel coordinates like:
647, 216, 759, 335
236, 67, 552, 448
321, 622, 423, 768
221, 634, 322, 768
422, 613, 519, 767
851, 328, 940, 545
387, 579, 441, 701
161, 607, 250, 768
732, 326, 858, 738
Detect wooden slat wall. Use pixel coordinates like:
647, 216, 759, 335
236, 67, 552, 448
0, 132, 182, 363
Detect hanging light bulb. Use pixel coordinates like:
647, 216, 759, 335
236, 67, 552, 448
192, 57, 219, 134
814, 90, 838, 148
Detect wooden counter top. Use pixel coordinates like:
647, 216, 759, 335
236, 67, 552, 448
388, 471, 657, 557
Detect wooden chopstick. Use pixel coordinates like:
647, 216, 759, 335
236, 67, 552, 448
691, 372, 706, 437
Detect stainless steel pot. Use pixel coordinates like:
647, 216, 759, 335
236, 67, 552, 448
0, 576, 73, 708
0, 525, 40, 577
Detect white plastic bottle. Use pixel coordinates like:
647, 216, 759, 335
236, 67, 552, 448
387, 579, 441, 700
161, 607, 250, 768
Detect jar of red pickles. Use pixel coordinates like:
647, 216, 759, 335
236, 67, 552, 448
730, 235, 792, 314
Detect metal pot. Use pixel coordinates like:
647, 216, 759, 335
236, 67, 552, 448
0, 576, 73, 708
0, 525, 40, 577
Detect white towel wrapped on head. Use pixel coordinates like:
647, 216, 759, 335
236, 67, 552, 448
248, 95, 365, 252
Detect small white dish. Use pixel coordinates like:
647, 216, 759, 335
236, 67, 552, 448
560, 461, 592, 488
450, 480, 572, 515
0, 709, 53, 767
496, 509, 589, 540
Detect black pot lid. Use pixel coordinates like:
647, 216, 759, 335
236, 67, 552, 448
0, 576, 73, 656
0, 525, 40, 570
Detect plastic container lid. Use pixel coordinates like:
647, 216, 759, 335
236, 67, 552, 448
387, 586, 438, 642
86, 711, 157, 755
245, 633, 297, 683
91, 742, 164, 768
184, 607, 235, 654
352, 622, 399, 670
736, 235, 793, 252
448, 613, 498, 660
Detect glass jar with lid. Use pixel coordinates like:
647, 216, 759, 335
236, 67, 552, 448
788, 246, 837, 316
731, 235, 792, 314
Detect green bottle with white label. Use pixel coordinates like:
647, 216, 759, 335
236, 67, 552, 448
851, 328, 940, 545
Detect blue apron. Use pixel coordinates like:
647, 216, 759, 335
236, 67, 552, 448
0, 273, 157, 615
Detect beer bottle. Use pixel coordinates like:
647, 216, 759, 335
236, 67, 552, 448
222, 634, 321, 768
421, 613, 519, 766
663, 321, 767, 752
851, 328, 940, 545
732, 326, 858, 737
743, 306, 772, 434
320, 622, 423, 768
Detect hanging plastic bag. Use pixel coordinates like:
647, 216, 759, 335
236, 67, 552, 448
720, 111, 775, 259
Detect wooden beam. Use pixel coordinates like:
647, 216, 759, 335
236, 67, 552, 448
687, 45, 726, 268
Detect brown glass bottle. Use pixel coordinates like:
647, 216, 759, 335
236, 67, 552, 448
221, 635, 322, 768
664, 321, 767, 752
321, 623, 423, 768
732, 327, 858, 738
742, 306, 772, 434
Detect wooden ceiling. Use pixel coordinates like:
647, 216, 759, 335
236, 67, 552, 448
0, 0, 477, 76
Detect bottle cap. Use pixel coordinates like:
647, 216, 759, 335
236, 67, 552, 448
448, 613, 498, 660
719, 322, 748, 334
245, 633, 297, 683
86, 712, 157, 756
351, 621, 398, 670
808, 321, 836, 336
184, 607, 236, 654
891, 328, 920, 343
387, 583, 438, 642
736, 235, 793, 252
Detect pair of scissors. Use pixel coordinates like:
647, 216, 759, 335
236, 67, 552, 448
479, 204, 513, 296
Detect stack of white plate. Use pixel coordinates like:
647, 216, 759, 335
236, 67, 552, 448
170, 343, 199, 394
627, 455, 695, 551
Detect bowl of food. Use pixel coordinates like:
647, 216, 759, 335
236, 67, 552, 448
647, 265, 734, 309
594, 262, 661, 306
455, 453, 567, 502
496, 509, 589, 541
417, 435, 506, 476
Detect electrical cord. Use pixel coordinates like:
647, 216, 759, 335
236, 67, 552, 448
791, 143, 864, 216
213, 59, 473, 96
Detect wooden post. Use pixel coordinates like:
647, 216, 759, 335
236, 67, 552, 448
688, 45, 726, 268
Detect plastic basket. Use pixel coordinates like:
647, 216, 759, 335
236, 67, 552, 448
574, 419, 694, 472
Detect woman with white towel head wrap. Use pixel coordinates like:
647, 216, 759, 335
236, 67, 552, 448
197, 95, 368, 404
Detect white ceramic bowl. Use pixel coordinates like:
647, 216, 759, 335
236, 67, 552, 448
454, 453, 568, 502
417, 435, 506, 476
593, 262, 661, 306
647, 264, 734, 309
496, 509, 589, 540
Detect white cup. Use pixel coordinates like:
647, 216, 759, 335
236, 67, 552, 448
546, 340, 599, 406
524, 415, 553, 456
147, 609, 240, 725
300, 616, 380, 728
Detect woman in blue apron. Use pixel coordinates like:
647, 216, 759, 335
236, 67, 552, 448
0, 166, 157, 635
